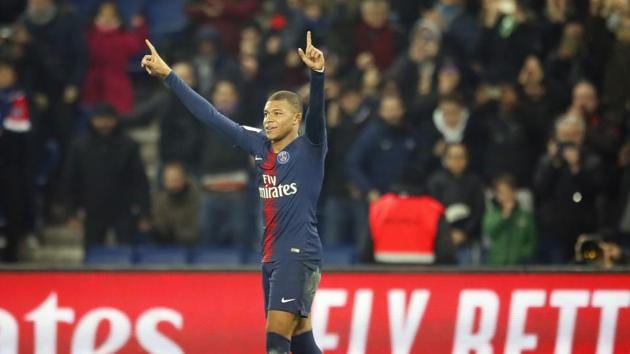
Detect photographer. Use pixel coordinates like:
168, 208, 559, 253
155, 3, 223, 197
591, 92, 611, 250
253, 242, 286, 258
575, 233, 629, 268
534, 114, 605, 264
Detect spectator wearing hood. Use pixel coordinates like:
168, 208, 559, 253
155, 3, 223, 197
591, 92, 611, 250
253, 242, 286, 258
81, 2, 147, 116
63, 104, 150, 247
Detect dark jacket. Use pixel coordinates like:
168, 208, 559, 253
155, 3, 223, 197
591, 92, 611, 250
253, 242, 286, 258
347, 119, 426, 194
323, 105, 371, 198
478, 102, 536, 186
198, 106, 251, 177
533, 150, 604, 241
158, 93, 204, 169
475, 16, 539, 82
421, 109, 485, 174
21, 6, 87, 93
64, 126, 150, 219
426, 169, 486, 240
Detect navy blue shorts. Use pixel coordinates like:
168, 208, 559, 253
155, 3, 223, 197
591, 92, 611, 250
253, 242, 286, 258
262, 259, 321, 317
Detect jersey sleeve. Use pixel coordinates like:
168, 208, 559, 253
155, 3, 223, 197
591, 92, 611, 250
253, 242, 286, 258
304, 70, 326, 147
164, 72, 267, 156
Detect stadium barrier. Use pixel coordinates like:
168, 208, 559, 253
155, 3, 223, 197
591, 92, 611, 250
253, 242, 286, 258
0, 267, 629, 353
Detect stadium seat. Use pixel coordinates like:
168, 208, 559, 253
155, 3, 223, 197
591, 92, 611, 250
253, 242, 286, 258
323, 246, 356, 265
244, 250, 262, 265
134, 245, 188, 265
84, 246, 133, 265
189, 247, 242, 265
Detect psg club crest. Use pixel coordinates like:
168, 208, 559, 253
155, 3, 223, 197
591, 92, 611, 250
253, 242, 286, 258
277, 151, 290, 164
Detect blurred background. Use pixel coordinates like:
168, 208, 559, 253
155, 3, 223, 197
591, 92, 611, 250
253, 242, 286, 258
0, 0, 629, 269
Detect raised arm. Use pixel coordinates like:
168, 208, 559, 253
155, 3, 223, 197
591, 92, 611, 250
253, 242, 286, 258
298, 31, 326, 145
141, 40, 264, 155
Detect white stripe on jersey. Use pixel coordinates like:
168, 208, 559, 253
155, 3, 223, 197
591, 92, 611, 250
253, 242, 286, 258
242, 125, 263, 133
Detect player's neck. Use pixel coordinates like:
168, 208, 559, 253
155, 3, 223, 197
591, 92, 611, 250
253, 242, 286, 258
271, 132, 299, 153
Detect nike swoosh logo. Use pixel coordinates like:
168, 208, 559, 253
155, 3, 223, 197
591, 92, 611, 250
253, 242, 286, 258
281, 297, 296, 303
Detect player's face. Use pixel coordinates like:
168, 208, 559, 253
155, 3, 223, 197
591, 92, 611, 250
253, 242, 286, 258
263, 100, 300, 141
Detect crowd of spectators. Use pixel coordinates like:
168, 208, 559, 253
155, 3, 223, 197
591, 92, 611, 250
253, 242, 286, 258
0, 0, 629, 266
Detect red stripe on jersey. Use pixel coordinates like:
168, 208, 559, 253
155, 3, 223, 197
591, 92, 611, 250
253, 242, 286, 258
261, 151, 277, 263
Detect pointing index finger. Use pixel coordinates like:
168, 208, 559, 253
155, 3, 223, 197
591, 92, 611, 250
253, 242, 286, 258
306, 31, 312, 49
145, 39, 157, 55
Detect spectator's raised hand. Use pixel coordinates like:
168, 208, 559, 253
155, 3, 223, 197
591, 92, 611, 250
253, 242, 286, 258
297, 31, 325, 72
141, 39, 172, 79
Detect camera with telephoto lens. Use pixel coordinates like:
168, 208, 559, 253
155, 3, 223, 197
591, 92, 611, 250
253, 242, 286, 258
578, 239, 604, 264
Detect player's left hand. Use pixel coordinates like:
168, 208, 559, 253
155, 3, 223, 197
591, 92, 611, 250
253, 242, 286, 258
298, 31, 325, 72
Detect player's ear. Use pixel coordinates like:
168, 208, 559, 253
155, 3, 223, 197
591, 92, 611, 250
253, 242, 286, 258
293, 112, 302, 125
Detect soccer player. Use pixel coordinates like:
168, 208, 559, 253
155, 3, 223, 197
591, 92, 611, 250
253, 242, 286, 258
141, 32, 326, 354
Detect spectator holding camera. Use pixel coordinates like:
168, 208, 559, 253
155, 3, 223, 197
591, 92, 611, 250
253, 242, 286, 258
482, 174, 537, 265
575, 233, 628, 268
534, 114, 605, 264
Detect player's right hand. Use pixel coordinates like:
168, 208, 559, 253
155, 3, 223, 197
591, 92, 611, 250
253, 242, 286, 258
141, 39, 172, 79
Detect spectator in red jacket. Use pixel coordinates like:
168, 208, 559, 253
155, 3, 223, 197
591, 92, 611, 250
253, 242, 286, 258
81, 2, 147, 115
354, 0, 397, 71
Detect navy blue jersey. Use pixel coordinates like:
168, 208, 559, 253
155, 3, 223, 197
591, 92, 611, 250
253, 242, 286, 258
164, 71, 327, 263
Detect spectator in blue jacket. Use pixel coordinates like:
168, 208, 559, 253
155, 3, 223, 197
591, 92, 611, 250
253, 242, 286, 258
347, 93, 427, 204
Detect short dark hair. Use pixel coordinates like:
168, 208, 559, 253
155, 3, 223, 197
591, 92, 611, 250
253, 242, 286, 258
268, 90, 302, 114
438, 92, 464, 106
493, 173, 518, 189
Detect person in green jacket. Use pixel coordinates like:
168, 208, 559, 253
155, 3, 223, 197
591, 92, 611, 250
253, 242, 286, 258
483, 174, 537, 265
